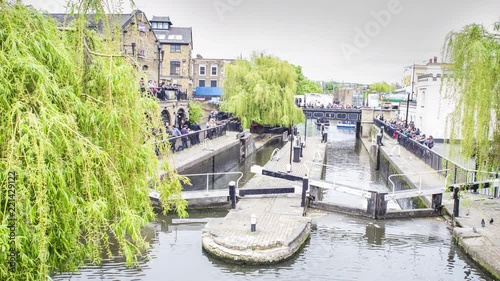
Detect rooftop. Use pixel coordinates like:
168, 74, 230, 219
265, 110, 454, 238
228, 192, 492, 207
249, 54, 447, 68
154, 26, 193, 45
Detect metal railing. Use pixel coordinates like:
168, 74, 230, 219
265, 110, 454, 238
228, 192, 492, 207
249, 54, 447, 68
387, 169, 450, 195
180, 172, 244, 193
373, 118, 488, 186
270, 148, 281, 161
157, 123, 228, 155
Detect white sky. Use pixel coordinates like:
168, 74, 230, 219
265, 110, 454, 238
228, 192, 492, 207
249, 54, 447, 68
25, 0, 500, 84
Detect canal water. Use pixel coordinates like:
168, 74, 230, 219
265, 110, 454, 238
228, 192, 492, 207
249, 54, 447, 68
52, 121, 493, 281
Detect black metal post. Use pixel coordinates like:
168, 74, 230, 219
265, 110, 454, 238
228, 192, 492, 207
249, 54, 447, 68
289, 121, 294, 168
431, 193, 443, 214
301, 177, 309, 207
405, 92, 410, 127
229, 181, 236, 209
453, 186, 460, 217
304, 118, 307, 145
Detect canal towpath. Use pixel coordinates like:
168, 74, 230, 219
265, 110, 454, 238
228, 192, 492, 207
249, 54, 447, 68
368, 132, 500, 280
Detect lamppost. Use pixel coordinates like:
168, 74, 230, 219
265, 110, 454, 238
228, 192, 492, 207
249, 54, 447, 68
157, 42, 164, 85
304, 95, 307, 145
405, 63, 415, 127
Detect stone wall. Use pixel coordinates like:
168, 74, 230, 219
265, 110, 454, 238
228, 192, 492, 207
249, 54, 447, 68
121, 11, 159, 83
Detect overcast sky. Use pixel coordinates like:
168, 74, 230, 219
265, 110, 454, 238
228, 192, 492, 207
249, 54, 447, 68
26, 0, 500, 84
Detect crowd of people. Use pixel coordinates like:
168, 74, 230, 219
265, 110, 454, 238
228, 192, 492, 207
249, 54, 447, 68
377, 115, 435, 149
139, 78, 186, 101
301, 101, 362, 110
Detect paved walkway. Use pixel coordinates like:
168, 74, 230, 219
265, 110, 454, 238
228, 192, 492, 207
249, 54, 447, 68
202, 132, 327, 264
158, 130, 240, 173
366, 131, 500, 279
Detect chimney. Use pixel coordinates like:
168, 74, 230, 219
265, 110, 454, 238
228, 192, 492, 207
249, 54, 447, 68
429, 58, 432, 64
433, 56, 438, 63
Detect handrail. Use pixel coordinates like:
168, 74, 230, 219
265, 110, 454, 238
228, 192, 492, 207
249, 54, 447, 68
270, 148, 281, 161
158, 123, 227, 144
387, 169, 450, 195
202, 138, 214, 151
373, 118, 498, 182
180, 172, 244, 193
312, 150, 322, 163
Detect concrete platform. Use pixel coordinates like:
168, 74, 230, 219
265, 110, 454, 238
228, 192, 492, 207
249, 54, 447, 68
202, 195, 311, 264
201, 132, 326, 264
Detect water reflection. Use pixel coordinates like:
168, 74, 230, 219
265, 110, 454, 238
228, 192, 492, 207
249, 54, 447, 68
53, 211, 491, 281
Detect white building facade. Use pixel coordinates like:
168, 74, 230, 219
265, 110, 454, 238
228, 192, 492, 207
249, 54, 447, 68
412, 63, 456, 140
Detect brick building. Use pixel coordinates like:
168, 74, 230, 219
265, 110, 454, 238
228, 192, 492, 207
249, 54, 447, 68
150, 16, 193, 98
50, 10, 161, 83
192, 56, 235, 101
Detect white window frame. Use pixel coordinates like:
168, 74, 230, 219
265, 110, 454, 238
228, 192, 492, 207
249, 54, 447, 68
199, 65, 206, 76
210, 79, 218, 87
211, 64, 218, 76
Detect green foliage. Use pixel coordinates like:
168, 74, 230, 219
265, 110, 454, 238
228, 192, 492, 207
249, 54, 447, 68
324, 81, 342, 93
443, 22, 500, 176
0, 4, 186, 280
188, 101, 203, 124
369, 82, 395, 93
295, 65, 322, 94
221, 52, 305, 129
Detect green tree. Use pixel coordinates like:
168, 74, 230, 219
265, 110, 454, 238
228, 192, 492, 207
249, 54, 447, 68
443, 21, 500, 176
221, 53, 305, 129
295, 65, 322, 94
0, 3, 186, 280
369, 81, 395, 93
188, 101, 203, 124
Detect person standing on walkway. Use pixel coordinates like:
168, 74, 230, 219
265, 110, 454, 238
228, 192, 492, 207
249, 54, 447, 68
192, 122, 201, 144
377, 126, 384, 146
181, 125, 189, 150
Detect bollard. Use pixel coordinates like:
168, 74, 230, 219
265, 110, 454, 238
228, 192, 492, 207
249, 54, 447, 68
229, 181, 236, 209
494, 179, 500, 198
453, 186, 460, 217
301, 177, 309, 207
250, 214, 256, 232
432, 193, 443, 214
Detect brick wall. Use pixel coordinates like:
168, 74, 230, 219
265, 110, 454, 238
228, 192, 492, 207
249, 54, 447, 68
121, 11, 160, 83
160, 43, 192, 96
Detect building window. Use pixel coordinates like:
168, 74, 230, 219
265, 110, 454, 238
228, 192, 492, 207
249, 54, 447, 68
170, 44, 181, 53
211, 65, 218, 76
138, 48, 145, 58
151, 22, 158, 29
170, 61, 180, 75
199, 80, 205, 87
199, 65, 206, 76
210, 80, 217, 87
167, 34, 183, 40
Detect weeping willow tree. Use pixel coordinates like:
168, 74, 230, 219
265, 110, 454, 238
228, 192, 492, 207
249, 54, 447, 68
221, 53, 305, 129
0, 2, 187, 280
443, 21, 500, 179
295, 65, 322, 94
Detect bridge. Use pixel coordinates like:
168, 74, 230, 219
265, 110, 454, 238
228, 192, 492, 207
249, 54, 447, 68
302, 108, 362, 121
